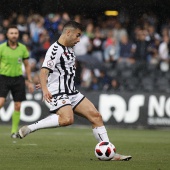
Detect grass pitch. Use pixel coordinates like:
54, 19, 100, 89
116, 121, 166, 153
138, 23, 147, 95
0, 125, 170, 170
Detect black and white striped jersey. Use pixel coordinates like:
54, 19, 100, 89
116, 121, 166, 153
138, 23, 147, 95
42, 41, 78, 95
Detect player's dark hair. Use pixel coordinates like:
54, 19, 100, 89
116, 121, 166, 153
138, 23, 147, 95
63, 20, 84, 32
7, 25, 18, 32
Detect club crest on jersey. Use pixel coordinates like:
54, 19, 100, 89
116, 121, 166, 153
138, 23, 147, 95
62, 100, 66, 104
47, 60, 54, 68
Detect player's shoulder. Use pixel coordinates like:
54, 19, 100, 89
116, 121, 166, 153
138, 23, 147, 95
18, 42, 27, 48
0, 41, 7, 48
48, 41, 64, 53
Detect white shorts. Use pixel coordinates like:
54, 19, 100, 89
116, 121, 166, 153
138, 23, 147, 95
49, 92, 85, 113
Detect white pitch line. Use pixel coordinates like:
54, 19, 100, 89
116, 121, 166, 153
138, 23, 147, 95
21, 144, 37, 146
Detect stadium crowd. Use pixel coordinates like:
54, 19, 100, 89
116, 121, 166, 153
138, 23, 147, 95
1, 11, 170, 93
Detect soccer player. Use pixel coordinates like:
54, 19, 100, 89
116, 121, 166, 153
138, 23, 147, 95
18, 21, 132, 161
0, 25, 34, 138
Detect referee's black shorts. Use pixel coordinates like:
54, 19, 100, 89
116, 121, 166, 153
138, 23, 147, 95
0, 75, 26, 102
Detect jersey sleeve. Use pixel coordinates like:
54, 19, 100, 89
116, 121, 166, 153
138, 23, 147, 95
22, 45, 29, 59
0, 49, 1, 59
42, 44, 59, 73
0, 44, 3, 58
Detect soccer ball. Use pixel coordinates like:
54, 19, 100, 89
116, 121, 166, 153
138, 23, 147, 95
95, 141, 116, 161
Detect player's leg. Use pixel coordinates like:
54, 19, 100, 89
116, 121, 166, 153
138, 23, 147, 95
74, 97, 132, 161
0, 75, 9, 108
0, 76, 11, 134
74, 97, 109, 142
18, 105, 74, 138
18, 94, 74, 138
0, 97, 6, 108
11, 76, 26, 138
11, 102, 21, 138
28, 105, 74, 131
0, 97, 6, 123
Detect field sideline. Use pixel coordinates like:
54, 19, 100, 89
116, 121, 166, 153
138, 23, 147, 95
0, 125, 170, 170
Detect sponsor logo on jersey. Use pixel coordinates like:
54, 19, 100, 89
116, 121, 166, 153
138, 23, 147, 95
18, 57, 22, 63
62, 100, 66, 104
47, 60, 54, 68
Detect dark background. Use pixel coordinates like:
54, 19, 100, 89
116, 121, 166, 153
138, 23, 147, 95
1, 0, 169, 35
0, 0, 169, 19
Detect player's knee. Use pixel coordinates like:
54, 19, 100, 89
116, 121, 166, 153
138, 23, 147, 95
0, 100, 5, 108
63, 117, 74, 126
89, 109, 103, 123
14, 103, 21, 111
59, 116, 74, 126
93, 112, 103, 123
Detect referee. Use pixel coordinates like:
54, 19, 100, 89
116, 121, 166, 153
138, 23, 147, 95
0, 25, 34, 138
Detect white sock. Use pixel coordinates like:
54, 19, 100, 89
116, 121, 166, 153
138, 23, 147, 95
28, 114, 59, 132
93, 126, 109, 142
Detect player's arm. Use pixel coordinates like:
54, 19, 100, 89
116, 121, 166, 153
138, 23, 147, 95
23, 59, 34, 93
40, 43, 58, 102
40, 68, 52, 102
23, 59, 33, 82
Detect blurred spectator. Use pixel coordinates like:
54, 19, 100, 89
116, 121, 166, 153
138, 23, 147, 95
103, 30, 119, 63
74, 60, 82, 86
0, 33, 6, 44
0, 19, 10, 34
143, 12, 158, 26
132, 29, 151, 77
31, 29, 50, 62
90, 27, 105, 62
90, 75, 100, 91
28, 14, 45, 44
44, 13, 61, 43
80, 64, 92, 89
74, 15, 81, 23
85, 22, 94, 39
47, 22, 64, 44
36, 57, 45, 71
61, 12, 70, 24
21, 33, 32, 54
74, 32, 91, 56
158, 34, 170, 61
39, 29, 51, 50
113, 21, 128, 43
118, 35, 135, 65
130, 25, 141, 42
16, 14, 29, 40
98, 70, 111, 91
28, 14, 46, 62
146, 24, 161, 43
133, 29, 150, 62
29, 58, 38, 72
32, 72, 40, 84
8, 12, 18, 25
108, 78, 120, 91
1, 9, 170, 93
158, 34, 170, 72
161, 26, 170, 37
147, 36, 160, 65
100, 20, 110, 38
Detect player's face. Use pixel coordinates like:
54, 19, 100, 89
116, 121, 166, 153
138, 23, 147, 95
7, 28, 19, 43
67, 28, 81, 47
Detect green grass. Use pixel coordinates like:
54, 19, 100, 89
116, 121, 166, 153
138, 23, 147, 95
0, 125, 170, 170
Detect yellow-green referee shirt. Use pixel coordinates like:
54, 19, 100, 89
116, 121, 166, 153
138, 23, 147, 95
0, 42, 29, 77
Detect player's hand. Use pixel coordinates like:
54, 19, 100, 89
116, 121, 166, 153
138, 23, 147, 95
35, 83, 41, 90
42, 89, 52, 103
27, 82, 34, 93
